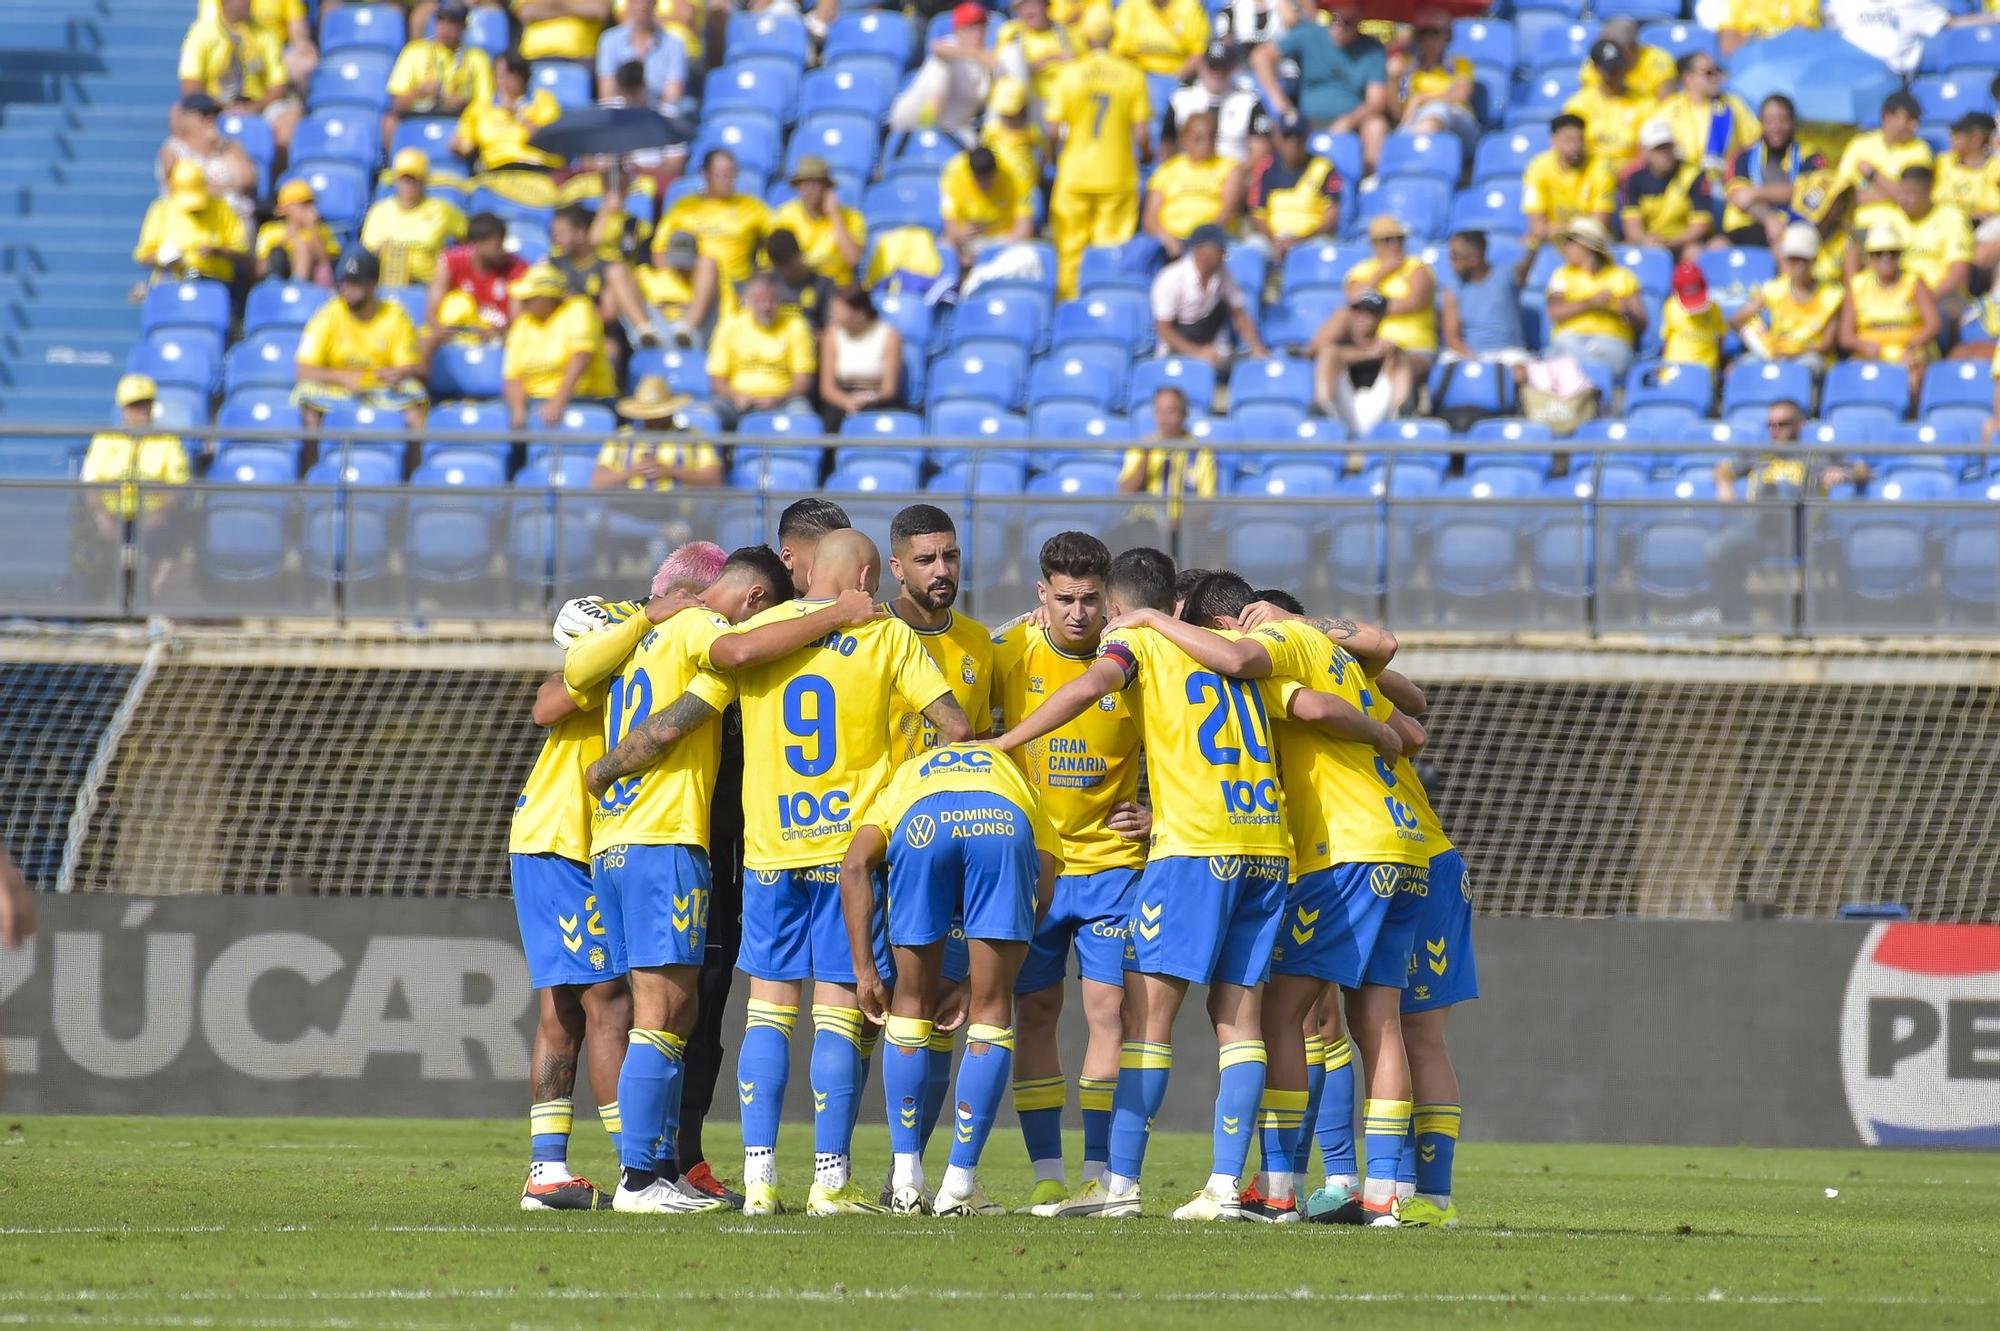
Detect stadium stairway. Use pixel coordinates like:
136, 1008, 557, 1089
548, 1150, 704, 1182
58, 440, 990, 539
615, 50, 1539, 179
0, 0, 190, 424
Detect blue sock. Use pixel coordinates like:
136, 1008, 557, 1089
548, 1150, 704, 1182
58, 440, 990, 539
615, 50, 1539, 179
1316, 1035, 1358, 1179
1362, 1098, 1414, 1196
737, 1000, 796, 1152
617, 1030, 687, 1175
847, 1024, 881, 1137
1296, 1034, 1327, 1177
1079, 1076, 1115, 1168
1255, 1087, 1309, 1195
918, 1032, 954, 1152
1398, 1123, 1419, 1191
810, 1005, 865, 1157
1414, 1103, 1461, 1201
1013, 1075, 1066, 1167
529, 1098, 572, 1165
884, 1015, 932, 1158
1213, 1040, 1267, 1181
1107, 1042, 1172, 1180
947, 1025, 1015, 1169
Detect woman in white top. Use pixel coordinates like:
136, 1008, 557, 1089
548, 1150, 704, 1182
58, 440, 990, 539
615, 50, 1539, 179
157, 94, 258, 234
817, 284, 905, 431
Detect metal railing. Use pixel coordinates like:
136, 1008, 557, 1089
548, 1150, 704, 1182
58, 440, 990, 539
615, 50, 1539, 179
1, 421, 1995, 635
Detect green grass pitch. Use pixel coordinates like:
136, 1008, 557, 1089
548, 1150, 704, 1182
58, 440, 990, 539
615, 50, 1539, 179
2, 1117, 1996, 1329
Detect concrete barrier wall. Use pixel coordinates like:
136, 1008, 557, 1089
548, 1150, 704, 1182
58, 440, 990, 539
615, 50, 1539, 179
4, 898, 1996, 1148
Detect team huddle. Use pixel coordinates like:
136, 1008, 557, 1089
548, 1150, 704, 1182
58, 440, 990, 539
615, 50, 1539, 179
505, 497, 1476, 1225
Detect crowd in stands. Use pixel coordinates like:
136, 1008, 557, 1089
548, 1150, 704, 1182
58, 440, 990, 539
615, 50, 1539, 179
101, 0, 2000, 519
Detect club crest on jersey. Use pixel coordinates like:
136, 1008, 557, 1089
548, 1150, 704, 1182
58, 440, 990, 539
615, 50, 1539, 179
588, 946, 607, 971
960, 655, 977, 685
907, 815, 938, 849
1097, 695, 1118, 712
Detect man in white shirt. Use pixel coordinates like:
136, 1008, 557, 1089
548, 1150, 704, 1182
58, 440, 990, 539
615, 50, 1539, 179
1821, 0, 1950, 77
1149, 223, 1270, 365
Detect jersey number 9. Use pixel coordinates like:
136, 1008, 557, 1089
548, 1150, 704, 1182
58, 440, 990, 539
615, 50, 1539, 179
784, 674, 836, 777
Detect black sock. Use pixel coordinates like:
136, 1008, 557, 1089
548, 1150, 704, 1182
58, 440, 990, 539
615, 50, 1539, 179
622, 1166, 658, 1192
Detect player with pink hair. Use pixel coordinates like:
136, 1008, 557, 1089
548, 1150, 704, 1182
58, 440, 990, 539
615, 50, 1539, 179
652, 541, 730, 599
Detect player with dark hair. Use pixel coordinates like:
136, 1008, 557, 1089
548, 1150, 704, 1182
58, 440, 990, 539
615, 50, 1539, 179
776, 497, 853, 595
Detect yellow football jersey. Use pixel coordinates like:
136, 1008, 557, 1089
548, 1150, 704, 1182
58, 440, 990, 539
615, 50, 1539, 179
510, 702, 603, 863
887, 609, 994, 764
590, 609, 739, 856
1049, 50, 1150, 195
1249, 624, 1437, 873
1096, 624, 1289, 861
717, 600, 953, 870
1359, 672, 1452, 858
858, 742, 1065, 865
993, 621, 1144, 874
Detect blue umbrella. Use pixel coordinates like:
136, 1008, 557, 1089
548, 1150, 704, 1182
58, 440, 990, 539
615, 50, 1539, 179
1728, 30, 1902, 126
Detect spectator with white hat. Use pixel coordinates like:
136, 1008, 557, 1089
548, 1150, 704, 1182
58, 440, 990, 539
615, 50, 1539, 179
1619, 118, 1716, 255
1731, 223, 1846, 374
1840, 221, 1940, 394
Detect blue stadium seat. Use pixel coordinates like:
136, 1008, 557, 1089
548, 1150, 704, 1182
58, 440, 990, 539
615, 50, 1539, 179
320, 3, 402, 55
1381, 131, 1464, 183
1306, 131, 1364, 188
929, 457, 1031, 496
1943, 482, 2000, 609
1051, 292, 1152, 355
728, 10, 812, 64
219, 110, 276, 173
823, 11, 914, 67
1469, 64, 1511, 126
1261, 290, 1342, 353
1626, 360, 1714, 414
1355, 175, 1449, 242
1612, 245, 1676, 301
412, 451, 507, 488
391, 115, 460, 164
505, 219, 552, 264
1281, 240, 1364, 296
840, 410, 926, 441
1924, 405, 1991, 440
427, 401, 511, 455
1076, 245, 1153, 296
1640, 20, 1718, 62
1230, 401, 1310, 443
130, 332, 219, 396
310, 50, 395, 112
1697, 248, 1777, 303
1924, 22, 2000, 74
1531, 20, 1601, 70
430, 342, 505, 400
925, 402, 1029, 466
202, 473, 291, 585
1038, 458, 1123, 495
295, 110, 378, 171
1920, 359, 1994, 415
1434, 358, 1512, 417
143, 279, 230, 338
222, 333, 298, 395
407, 467, 503, 589
1510, 71, 1580, 126
1466, 417, 1556, 465
928, 344, 1029, 412
1722, 360, 1814, 415
951, 291, 1050, 353
286, 163, 368, 227
874, 291, 937, 357
1240, 458, 1343, 498
1451, 17, 1517, 72
1597, 0, 1678, 20
1912, 74, 1985, 125
802, 65, 898, 123
737, 411, 825, 444
1449, 182, 1525, 235
629, 346, 712, 399
530, 61, 594, 110
826, 454, 923, 493
706, 57, 802, 125
1028, 346, 1130, 413
886, 128, 964, 178
1822, 360, 1913, 418
1825, 403, 1904, 442
1030, 401, 1124, 445
1128, 357, 1218, 414
727, 453, 820, 490
1228, 356, 1315, 409
212, 443, 300, 485
688, 113, 781, 180
787, 112, 879, 181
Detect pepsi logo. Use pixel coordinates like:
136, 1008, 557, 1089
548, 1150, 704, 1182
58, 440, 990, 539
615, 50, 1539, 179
1839, 924, 2000, 1148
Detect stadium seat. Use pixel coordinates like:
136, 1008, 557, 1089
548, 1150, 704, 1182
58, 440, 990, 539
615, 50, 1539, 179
1640, 20, 1719, 62
243, 282, 327, 340
218, 110, 276, 177
1509, 70, 1580, 125
1531, 21, 1601, 71
1697, 248, 1777, 303
929, 344, 1028, 412
728, 454, 821, 490
1037, 458, 1123, 495
886, 128, 964, 179
202, 474, 292, 584
1051, 292, 1152, 355
1912, 74, 1984, 125
840, 410, 926, 443
1723, 360, 1814, 415
688, 113, 781, 180
705, 57, 802, 126
1028, 346, 1130, 413
1030, 401, 1124, 447
826, 454, 923, 493
1261, 290, 1342, 353
294, 110, 378, 171
310, 50, 395, 112
1228, 357, 1315, 409
1449, 182, 1525, 235
823, 11, 914, 67
530, 61, 593, 110
628, 346, 710, 398
1281, 240, 1365, 296
142, 280, 230, 339
1923, 405, 1991, 440
787, 113, 879, 181
223, 335, 299, 395
1225, 245, 1269, 301
1306, 131, 1364, 188
1240, 458, 1343, 498
129, 332, 219, 396
1821, 360, 1913, 418
1434, 358, 1512, 418
1076, 245, 1153, 296
1451, 18, 1517, 72
1472, 126, 1548, 185
1230, 401, 1310, 443
1919, 359, 1994, 416
1466, 418, 1556, 468
286, 163, 368, 227
950, 291, 1050, 354
1924, 22, 2000, 74
212, 444, 300, 485
320, 4, 403, 55
1128, 357, 1218, 414
860, 176, 940, 231
1625, 361, 1714, 415
728, 9, 812, 64
925, 402, 1029, 468
430, 342, 505, 400
930, 456, 1031, 495
1825, 403, 1904, 442
1354, 174, 1449, 242
1380, 131, 1464, 183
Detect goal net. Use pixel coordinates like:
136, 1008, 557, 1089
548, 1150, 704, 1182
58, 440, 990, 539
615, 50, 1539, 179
4, 622, 1997, 921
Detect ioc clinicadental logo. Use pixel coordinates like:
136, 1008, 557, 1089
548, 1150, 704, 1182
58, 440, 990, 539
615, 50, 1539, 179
1839, 923, 2000, 1147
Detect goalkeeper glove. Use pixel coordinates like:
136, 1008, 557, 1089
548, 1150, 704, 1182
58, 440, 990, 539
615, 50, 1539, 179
552, 595, 613, 649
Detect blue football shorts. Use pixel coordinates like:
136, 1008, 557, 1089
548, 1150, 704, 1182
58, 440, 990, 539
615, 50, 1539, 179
511, 852, 627, 989
885, 791, 1041, 949
1273, 859, 1428, 989
1016, 865, 1141, 994
1124, 854, 1289, 988
1402, 849, 1478, 1012
592, 843, 709, 971
739, 861, 891, 985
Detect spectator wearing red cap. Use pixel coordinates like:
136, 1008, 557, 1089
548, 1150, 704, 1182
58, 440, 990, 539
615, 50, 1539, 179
1661, 262, 1727, 371
889, 4, 997, 136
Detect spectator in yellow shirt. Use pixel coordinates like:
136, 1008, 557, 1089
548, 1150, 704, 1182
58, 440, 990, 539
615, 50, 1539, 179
196, 0, 317, 90
706, 272, 816, 429
1718, 0, 1819, 57
996, 0, 1074, 117
1882, 165, 1975, 312
135, 160, 249, 288
516, 0, 611, 62
1521, 113, 1616, 252
1544, 218, 1646, 375
254, 178, 337, 284
1112, 0, 1208, 80
294, 249, 428, 440
1244, 112, 1341, 261
454, 51, 565, 177
1141, 112, 1242, 259
504, 263, 616, 429
383, 1, 493, 152
1577, 18, 1677, 99
654, 148, 771, 287
1392, 13, 1478, 158
771, 156, 867, 287
1838, 91, 1932, 232
596, 376, 723, 488
1563, 39, 1652, 172
1937, 111, 2000, 224
1658, 52, 1755, 181
1659, 263, 1727, 370
940, 146, 1035, 268
1118, 385, 1217, 524
361, 150, 469, 289
82, 375, 190, 551
1731, 223, 1844, 372
638, 231, 720, 347
1346, 215, 1439, 377
179, 0, 300, 153
980, 78, 1045, 203
1840, 223, 1940, 391
1722, 94, 1829, 248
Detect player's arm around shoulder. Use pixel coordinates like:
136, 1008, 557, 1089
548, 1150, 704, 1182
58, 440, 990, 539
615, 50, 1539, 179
1285, 685, 1404, 764
1372, 666, 1427, 718
531, 672, 583, 726
706, 588, 881, 671
583, 688, 723, 796
990, 653, 1129, 753
1239, 599, 1399, 673
1106, 607, 1273, 677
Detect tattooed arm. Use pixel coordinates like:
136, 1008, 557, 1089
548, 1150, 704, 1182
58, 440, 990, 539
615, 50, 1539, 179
922, 693, 974, 744
1237, 602, 1398, 673
584, 691, 719, 795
